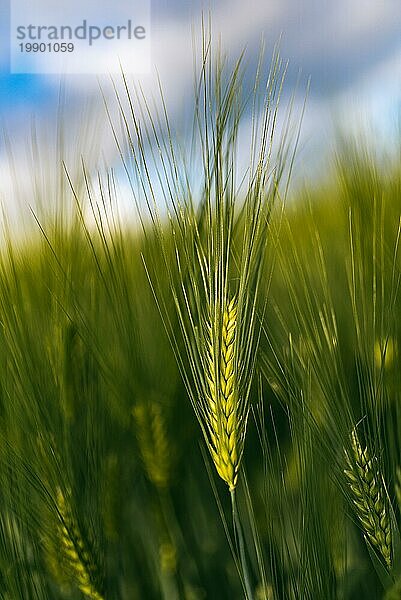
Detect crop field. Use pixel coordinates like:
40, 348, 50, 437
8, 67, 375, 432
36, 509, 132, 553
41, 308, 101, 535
1, 42, 401, 600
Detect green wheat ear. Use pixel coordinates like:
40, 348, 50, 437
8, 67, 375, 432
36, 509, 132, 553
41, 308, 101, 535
344, 429, 392, 569
205, 296, 245, 491
54, 488, 104, 600
132, 400, 172, 489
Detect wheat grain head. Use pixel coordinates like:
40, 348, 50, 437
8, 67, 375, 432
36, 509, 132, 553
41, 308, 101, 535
55, 488, 104, 600
204, 296, 247, 491
132, 400, 172, 489
344, 429, 391, 569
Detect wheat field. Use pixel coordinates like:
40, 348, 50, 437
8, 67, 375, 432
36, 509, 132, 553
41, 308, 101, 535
1, 40, 401, 600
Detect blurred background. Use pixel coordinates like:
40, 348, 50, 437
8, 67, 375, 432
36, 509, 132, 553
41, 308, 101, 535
1, 0, 401, 220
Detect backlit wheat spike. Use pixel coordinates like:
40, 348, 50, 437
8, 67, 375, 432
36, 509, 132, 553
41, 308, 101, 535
344, 429, 391, 569
205, 296, 243, 491
56, 488, 104, 600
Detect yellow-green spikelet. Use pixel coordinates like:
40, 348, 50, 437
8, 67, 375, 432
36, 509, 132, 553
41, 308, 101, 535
205, 297, 240, 491
56, 488, 104, 600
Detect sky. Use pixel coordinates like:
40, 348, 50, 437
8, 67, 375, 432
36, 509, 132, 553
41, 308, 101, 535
1, 0, 401, 225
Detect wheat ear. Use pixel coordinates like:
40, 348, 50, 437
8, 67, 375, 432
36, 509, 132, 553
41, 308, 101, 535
205, 297, 244, 491
344, 429, 391, 569
55, 488, 104, 600
132, 401, 171, 489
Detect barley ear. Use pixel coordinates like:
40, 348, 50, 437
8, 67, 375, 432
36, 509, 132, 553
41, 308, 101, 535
55, 488, 104, 600
205, 296, 245, 491
344, 429, 392, 569
132, 400, 172, 489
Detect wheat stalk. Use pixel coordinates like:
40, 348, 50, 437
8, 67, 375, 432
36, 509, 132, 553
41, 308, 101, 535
395, 466, 401, 510
204, 296, 246, 492
55, 488, 104, 600
344, 429, 391, 569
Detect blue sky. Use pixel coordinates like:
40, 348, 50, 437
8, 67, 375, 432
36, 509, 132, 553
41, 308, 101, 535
1, 0, 401, 220
2, 1, 401, 123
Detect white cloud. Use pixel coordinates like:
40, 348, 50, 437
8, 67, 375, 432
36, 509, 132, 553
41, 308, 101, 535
2, 0, 401, 231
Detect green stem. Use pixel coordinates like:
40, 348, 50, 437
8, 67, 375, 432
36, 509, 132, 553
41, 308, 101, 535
231, 488, 253, 600
158, 488, 201, 593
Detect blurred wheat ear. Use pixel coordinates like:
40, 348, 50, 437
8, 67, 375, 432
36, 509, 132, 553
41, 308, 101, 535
52, 487, 105, 600
132, 399, 172, 489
